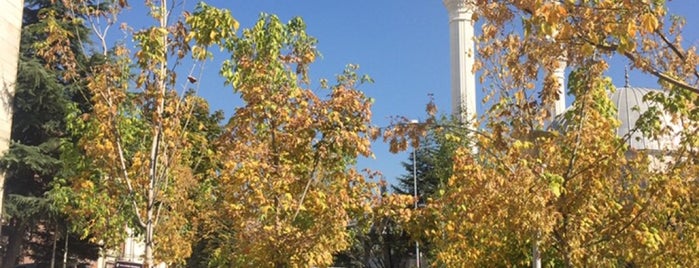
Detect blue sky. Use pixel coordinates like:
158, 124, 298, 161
208, 1, 453, 185
123, 0, 699, 187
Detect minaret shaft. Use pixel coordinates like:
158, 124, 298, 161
444, 0, 476, 123
554, 58, 566, 116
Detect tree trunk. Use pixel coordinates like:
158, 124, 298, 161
143, 0, 169, 266
532, 235, 541, 268
1, 224, 24, 268
62, 230, 68, 268
144, 192, 154, 268
50, 228, 58, 268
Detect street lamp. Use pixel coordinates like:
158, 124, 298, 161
410, 119, 420, 268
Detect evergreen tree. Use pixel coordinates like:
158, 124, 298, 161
392, 135, 440, 204
333, 116, 471, 267
392, 117, 468, 202
0, 0, 99, 266
386, 116, 470, 266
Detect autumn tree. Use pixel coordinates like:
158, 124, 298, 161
180, 89, 225, 268
202, 14, 381, 267
361, 115, 467, 266
405, 0, 698, 266
472, 0, 698, 151
47, 1, 238, 266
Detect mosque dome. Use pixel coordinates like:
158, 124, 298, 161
611, 86, 684, 151
553, 86, 681, 151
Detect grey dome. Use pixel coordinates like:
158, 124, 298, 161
551, 86, 680, 151
610, 87, 680, 151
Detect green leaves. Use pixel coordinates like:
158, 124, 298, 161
134, 27, 167, 68
185, 2, 239, 59
543, 172, 564, 198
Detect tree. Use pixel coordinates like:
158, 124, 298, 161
392, 116, 468, 203
203, 14, 381, 267
181, 90, 226, 268
372, 116, 467, 266
405, 0, 699, 266
0, 0, 100, 266
47, 1, 238, 266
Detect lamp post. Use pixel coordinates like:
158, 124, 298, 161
410, 119, 420, 268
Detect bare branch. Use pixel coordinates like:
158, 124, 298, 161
579, 34, 699, 94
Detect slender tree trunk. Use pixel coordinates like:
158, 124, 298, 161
144, 1, 169, 267
145, 189, 155, 267
50, 228, 58, 268
62, 230, 68, 268
532, 234, 541, 268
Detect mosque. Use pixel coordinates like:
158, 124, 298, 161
442, 0, 678, 152
0, 0, 681, 267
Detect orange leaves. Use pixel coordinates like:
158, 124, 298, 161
34, 9, 80, 79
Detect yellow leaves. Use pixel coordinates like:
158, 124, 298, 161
79, 180, 95, 190
185, 2, 239, 47
34, 9, 79, 79
512, 139, 532, 150
635, 224, 664, 250
418, 73, 675, 265
514, 90, 526, 103
190, 45, 210, 60
444, 133, 462, 142
458, 0, 699, 265
626, 21, 638, 38
640, 12, 659, 34
537, 2, 567, 33
445, 221, 455, 232
207, 17, 379, 267
543, 172, 564, 197
301, 51, 315, 63
482, 23, 498, 39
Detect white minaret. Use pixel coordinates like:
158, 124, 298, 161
549, 1, 566, 117
553, 57, 566, 116
443, 0, 477, 123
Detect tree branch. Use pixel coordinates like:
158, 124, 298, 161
292, 138, 325, 222
622, 51, 699, 95
579, 35, 699, 94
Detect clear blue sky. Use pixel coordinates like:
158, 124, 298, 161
124, 0, 699, 187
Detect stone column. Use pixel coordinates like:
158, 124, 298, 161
443, 0, 476, 123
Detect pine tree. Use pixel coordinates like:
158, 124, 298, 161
0, 0, 99, 266
392, 135, 440, 204
384, 116, 470, 266
392, 117, 467, 203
